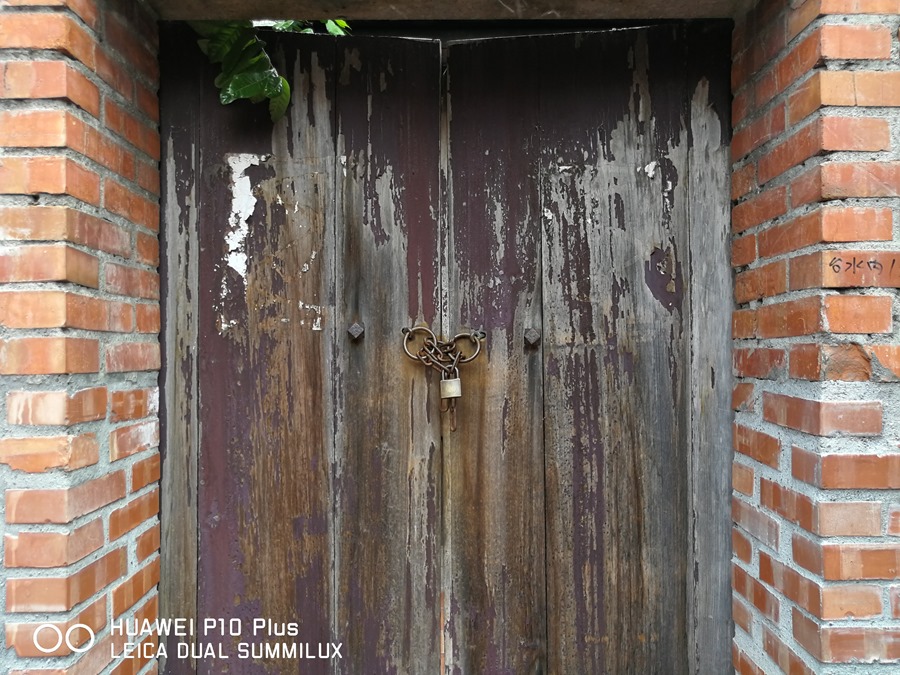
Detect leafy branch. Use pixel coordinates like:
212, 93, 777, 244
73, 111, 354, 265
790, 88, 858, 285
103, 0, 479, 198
189, 20, 349, 122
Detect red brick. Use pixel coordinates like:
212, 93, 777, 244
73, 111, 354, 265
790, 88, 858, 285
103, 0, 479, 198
763, 392, 882, 436
0, 206, 131, 257
135, 232, 159, 266
6, 548, 125, 612
733, 563, 780, 621
757, 296, 823, 338
104, 100, 160, 161
760, 478, 815, 530
824, 294, 892, 334
755, 30, 822, 107
104, 178, 160, 231
763, 626, 814, 675
869, 345, 900, 380
733, 461, 755, 496
733, 642, 765, 675
853, 70, 900, 106
733, 596, 752, 635
0, 12, 95, 69
733, 347, 786, 379
733, 497, 780, 549
758, 207, 892, 259
732, 103, 786, 161
794, 607, 900, 662
891, 586, 900, 619
732, 234, 756, 268
808, 540, 900, 580
7, 387, 106, 426
0, 337, 99, 374
0, 433, 98, 472
791, 250, 900, 290
820, 584, 883, 619
0, 291, 132, 332
106, 263, 160, 299
732, 163, 757, 201
733, 423, 781, 467
735, 261, 787, 303
733, 382, 755, 411
104, 11, 159, 82
110, 387, 159, 422
0, 243, 97, 287
3, 0, 99, 28
109, 488, 159, 540
733, 186, 787, 233
733, 308, 757, 338
112, 558, 160, 618
0, 60, 100, 117
4, 518, 103, 569
759, 551, 820, 615
0, 156, 99, 205
106, 342, 161, 373
759, 117, 891, 185
110, 420, 159, 461
5, 596, 106, 657
820, 23, 892, 59
136, 303, 161, 334
132, 452, 161, 492
789, 343, 871, 381
821, 162, 900, 199
136, 523, 160, 563
810, 452, 900, 489
733, 527, 752, 563
5, 471, 126, 524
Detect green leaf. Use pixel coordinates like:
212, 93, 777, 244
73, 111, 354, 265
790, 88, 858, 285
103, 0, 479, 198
323, 19, 347, 36
219, 35, 267, 83
269, 77, 291, 121
219, 69, 283, 105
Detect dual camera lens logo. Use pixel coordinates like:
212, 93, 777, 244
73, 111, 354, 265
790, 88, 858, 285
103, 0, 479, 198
32, 623, 96, 654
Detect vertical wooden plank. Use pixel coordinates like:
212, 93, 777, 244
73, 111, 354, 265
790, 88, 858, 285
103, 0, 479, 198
443, 37, 546, 675
540, 28, 692, 673
333, 37, 443, 674
159, 23, 200, 675
684, 22, 734, 675
193, 34, 337, 672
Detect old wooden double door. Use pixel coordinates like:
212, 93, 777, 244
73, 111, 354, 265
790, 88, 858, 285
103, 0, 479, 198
162, 23, 732, 675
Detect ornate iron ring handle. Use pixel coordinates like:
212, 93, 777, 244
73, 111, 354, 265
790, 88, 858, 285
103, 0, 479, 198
401, 326, 438, 362
450, 330, 487, 363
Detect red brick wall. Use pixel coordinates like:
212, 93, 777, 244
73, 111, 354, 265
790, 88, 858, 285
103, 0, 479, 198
0, 0, 161, 672
732, 0, 900, 672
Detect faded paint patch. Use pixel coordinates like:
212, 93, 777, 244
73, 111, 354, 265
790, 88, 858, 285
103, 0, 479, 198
225, 153, 269, 281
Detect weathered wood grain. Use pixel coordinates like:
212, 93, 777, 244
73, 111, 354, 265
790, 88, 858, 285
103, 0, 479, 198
159, 24, 201, 675
333, 37, 444, 674
162, 25, 733, 675
443, 36, 547, 675
684, 23, 734, 675
194, 34, 338, 673
540, 28, 693, 674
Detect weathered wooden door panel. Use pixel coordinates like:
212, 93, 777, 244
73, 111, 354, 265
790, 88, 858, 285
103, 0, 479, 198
540, 28, 692, 674
162, 23, 731, 675
442, 36, 546, 674
538, 26, 731, 675
333, 36, 443, 674
194, 35, 338, 674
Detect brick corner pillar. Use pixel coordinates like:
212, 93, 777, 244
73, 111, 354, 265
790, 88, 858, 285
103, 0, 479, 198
731, 1, 900, 673
0, 0, 162, 673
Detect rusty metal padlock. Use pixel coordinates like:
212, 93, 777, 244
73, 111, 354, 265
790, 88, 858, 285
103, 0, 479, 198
440, 369, 462, 400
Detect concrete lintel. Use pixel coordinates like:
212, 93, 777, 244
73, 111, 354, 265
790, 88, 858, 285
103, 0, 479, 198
148, 0, 751, 21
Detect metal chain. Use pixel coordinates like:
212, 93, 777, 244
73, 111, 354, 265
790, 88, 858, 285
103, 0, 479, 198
401, 326, 486, 431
